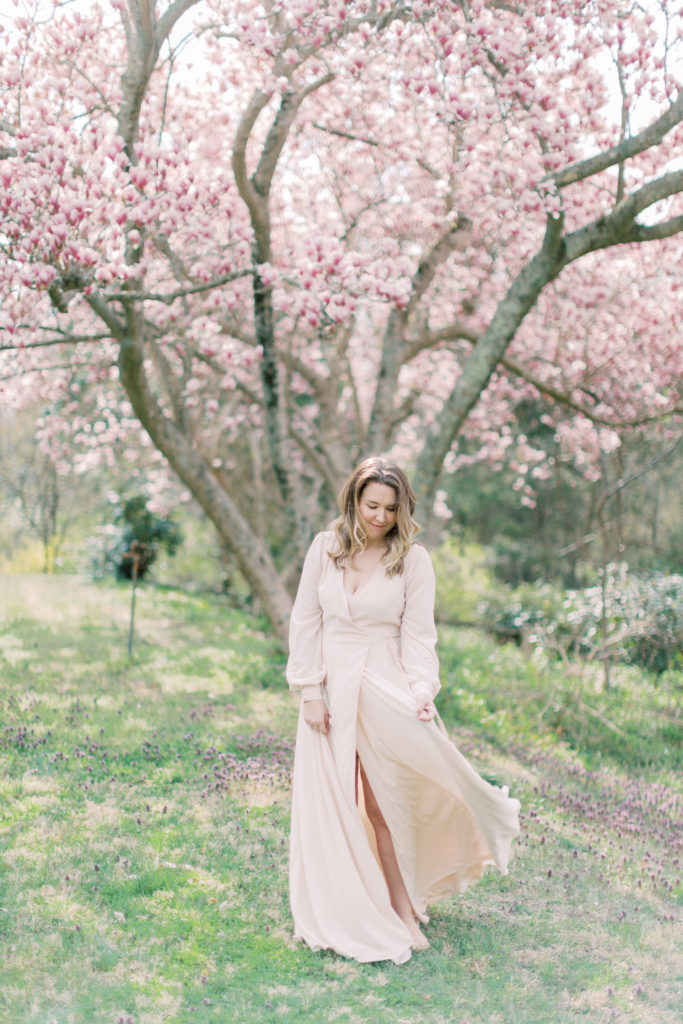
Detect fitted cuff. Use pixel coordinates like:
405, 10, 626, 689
300, 683, 324, 702
409, 681, 434, 705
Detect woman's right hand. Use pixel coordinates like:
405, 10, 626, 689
303, 698, 330, 735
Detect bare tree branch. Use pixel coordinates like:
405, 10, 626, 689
564, 169, 683, 260
312, 122, 381, 147
116, 0, 199, 159
0, 362, 94, 383
280, 348, 330, 400
84, 292, 125, 337
365, 218, 475, 453
403, 321, 481, 361
629, 213, 683, 242
103, 268, 254, 304
145, 336, 190, 430
595, 438, 682, 513
413, 212, 566, 510
404, 216, 473, 318
0, 332, 112, 351
500, 351, 681, 428
286, 421, 340, 496
413, 155, 683, 518
253, 75, 334, 200
232, 89, 272, 230
550, 88, 683, 190
117, 0, 161, 157
216, 317, 258, 347
156, 0, 199, 43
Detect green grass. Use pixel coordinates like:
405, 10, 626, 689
1, 574, 681, 1024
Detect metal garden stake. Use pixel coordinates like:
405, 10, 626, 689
122, 540, 143, 656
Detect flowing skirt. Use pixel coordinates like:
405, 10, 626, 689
289, 667, 521, 964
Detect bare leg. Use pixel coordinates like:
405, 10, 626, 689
358, 761, 429, 950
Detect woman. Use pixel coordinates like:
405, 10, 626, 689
287, 457, 520, 963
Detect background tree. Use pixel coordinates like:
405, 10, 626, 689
112, 494, 183, 579
1, 0, 681, 642
0, 409, 63, 572
443, 408, 683, 586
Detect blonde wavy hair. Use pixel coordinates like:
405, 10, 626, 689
329, 456, 419, 576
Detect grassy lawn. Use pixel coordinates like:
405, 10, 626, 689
0, 575, 680, 1024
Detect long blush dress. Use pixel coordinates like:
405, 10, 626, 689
286, 531, 521, 964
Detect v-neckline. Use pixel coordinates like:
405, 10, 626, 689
342, 560, 382, 598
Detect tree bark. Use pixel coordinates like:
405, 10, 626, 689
366, 219, 473, 455
413, 213, 566, 516
116, 328, 293, 646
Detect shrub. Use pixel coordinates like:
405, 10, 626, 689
478, 565, 683, 673
85, 496, 183, 581
432, 536, 497, 623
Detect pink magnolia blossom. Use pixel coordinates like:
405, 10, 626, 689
0, 1, 681, 620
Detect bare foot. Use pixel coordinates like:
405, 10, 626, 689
399, 913, 429, 950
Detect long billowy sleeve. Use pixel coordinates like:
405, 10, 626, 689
286, 532, 327, 702
400, 543, 441, 704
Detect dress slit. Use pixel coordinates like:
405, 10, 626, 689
356, 752, 426, 923
287, 531, 520, 963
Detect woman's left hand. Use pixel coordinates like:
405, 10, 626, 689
415, 699, 436, 722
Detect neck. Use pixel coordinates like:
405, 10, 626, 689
364, 537, 387, 551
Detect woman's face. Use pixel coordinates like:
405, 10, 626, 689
357, 482, 398, 542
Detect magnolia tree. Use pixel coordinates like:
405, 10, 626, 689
1, 0, 682, 643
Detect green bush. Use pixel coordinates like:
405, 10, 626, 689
478, 565, 683, 673
85, 495, 183, 581
437, 624, 682, 771
432, 536, 496, 623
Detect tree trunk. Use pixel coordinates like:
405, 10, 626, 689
413, 214, 566, 519
117, 331, 294, 647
